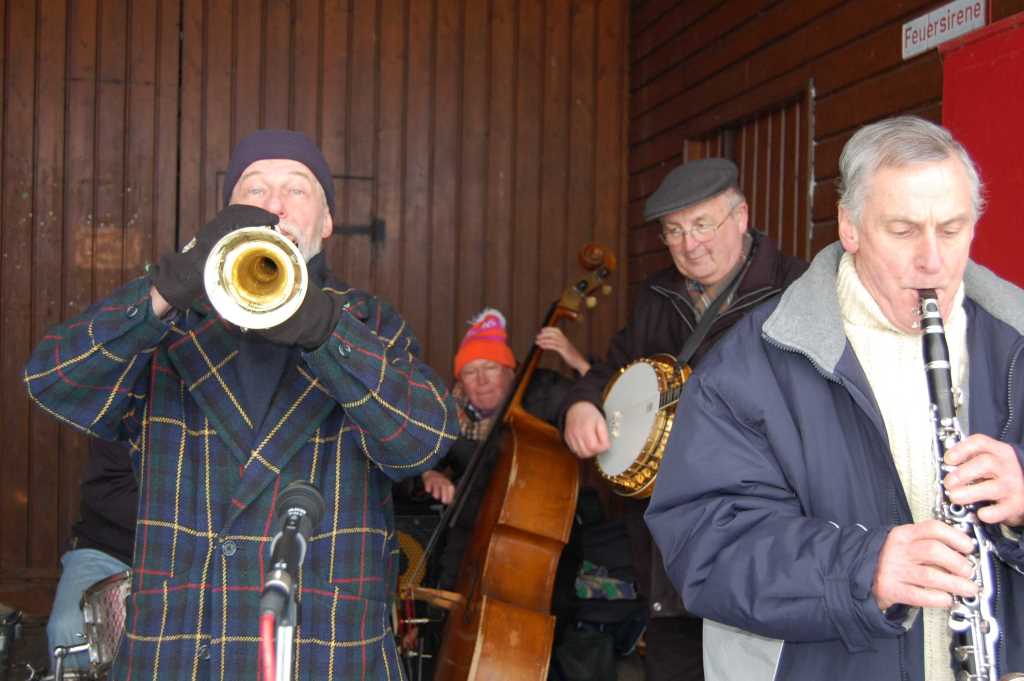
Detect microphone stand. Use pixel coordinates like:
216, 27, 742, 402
259, 482, 325, 681
276, 597, 297, 681
261, 513, 306, 681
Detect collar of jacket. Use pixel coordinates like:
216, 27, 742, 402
164, 261, 359, 469
648, 230, 784, 312
762, 241, 1024, 379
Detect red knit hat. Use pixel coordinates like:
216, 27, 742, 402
453, 308, 516, 379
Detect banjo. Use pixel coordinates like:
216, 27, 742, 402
593, 247, 753, 498
595, 355, 690, 498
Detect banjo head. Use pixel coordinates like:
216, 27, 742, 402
598, 361, 661, 477
596, 355, 688, 497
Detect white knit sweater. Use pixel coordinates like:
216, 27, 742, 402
836, 253, 967, 681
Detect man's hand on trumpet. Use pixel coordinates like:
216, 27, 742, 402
252, 280, 344, 350
149, 205, 279, 316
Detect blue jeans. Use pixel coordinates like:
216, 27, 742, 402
47, 548, 130, 672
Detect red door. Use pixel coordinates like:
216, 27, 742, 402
943, 13, 1024, 288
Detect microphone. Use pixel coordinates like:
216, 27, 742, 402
259, 481, 327, 619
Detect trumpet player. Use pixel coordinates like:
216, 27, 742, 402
646, 116, 1024, 681
24, 129, 459, 681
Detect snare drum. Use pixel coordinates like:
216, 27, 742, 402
51, 571, 131, 681
81, 570, 131, 676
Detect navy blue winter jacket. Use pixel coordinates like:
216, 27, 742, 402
646, 243, 1024, 681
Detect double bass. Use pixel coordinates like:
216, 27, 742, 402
410, 244, 615, 680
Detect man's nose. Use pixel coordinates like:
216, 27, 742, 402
264, 190, 286, 216
915, 232, 943, 274
680, 231, 704, 251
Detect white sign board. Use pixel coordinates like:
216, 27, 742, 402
903, 0, 987, 59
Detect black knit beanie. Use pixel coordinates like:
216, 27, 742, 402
222, 129, 335, 217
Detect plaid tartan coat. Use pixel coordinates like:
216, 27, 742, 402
25, 273, 459, 681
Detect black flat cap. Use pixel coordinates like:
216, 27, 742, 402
644, 158, 738, 221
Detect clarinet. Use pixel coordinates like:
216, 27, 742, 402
919, 289, 1021, 681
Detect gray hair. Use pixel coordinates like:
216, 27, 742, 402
837, 116, 985, 224
723, 185, 746, 206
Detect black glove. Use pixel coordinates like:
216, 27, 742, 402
255, 286, 343, 350
151, 205, 279, 311
251, 284, 344, 350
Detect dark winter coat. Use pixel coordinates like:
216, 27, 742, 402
646, 243, 1024, 680
25, 270, 458, 681
563, 230, 806, 617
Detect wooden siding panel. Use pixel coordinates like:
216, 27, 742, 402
768, 109, 784, 244
632, 0, 684, 39
427, 0, 461, 375
400, 0, 433, 364
173, 0, 626, 376
56, 0, 100, 593
455, 0, 488, 335
154, 0, 181, 258
594, 0, 629, 343
632, 0, 770, 95
233, 1, 262, 141
376, 0, 407, 308
95, 0, 127, 300
632, 0, 841, 126
32, 0, 69, 565
511, 0, 544, 356
179, 0, 203, 231
538, 0, 571, 349
204, 0, 232, 223
1, 0, 180, 603
630, 0, 936, 158
816, 56, 943, 139
344, 0, 378, 291
292, 0, 321, 137
780, 101, 798, 257
2, 0, 38, 571
321, 0, 351, 278
635, 0, 930, 127
2, 0, 630, 599
626, 0, 1017, 291
487, 0, 516, 321
568, 0, 597, 352
264, 0, 292, 128
631, 0, 721, 63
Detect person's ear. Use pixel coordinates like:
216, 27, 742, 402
320, 208, 334, 241
733, 201, 749, 234
838, 205, 859, 253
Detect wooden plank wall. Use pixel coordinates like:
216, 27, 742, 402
0, 0, 180, 608
178, 0, 629, 385
628, 0, 1024, 286
0, 0, 628, 610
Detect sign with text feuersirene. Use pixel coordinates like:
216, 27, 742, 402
903, 0, 987, 59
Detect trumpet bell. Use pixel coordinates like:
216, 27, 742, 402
203, 226, 308, 330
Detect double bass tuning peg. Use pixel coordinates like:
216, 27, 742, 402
584, 285, 612, 309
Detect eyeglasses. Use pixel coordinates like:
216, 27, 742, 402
660, 202, 741, 244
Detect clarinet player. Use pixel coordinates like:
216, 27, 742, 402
645, 116, 1024, 681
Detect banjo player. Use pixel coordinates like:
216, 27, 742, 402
559, 157, 806, 681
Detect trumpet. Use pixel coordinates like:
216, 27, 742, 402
203, 226, 308, 330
